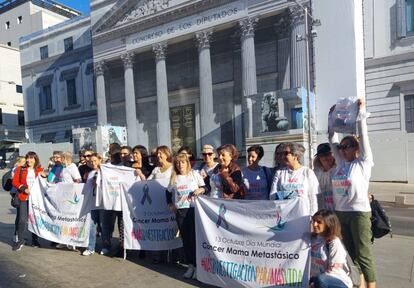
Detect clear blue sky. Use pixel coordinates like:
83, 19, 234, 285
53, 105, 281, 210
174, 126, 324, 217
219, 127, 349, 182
57, 0, 90, 15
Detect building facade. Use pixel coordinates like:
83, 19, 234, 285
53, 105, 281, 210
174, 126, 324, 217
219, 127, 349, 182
363, 0, 414, 183
91, 0, 313, 157
20, 15, 96, 143
0, 0, 80, 48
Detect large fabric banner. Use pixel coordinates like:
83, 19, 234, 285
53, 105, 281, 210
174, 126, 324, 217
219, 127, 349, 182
122, 178, 183, 251
195, 196, 311, 288
95, 164, 137, 211
28, 178, 92, 247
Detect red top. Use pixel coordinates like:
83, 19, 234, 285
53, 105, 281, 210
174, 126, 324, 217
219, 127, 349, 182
12, 166, 44, 201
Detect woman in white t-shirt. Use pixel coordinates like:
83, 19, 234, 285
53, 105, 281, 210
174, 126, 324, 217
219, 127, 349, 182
242, 145, 272, 200
310, 209, 353, 288
269, 142, 320, 216
147, 146, 173, 180
329, 100, 376, 287
62, 151, 81, 183
313, 143, 336, 211
166, 153, 205, 279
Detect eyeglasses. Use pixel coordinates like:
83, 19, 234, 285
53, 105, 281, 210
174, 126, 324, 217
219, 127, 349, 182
276, 151, 292, 156
338, 144, 355, 150
83, 154, 92, 158
202, 153, 214, 157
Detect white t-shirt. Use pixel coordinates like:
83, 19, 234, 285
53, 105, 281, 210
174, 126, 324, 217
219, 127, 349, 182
147, 166, 173, 180
242, 166, 271, 200
310, 236, 352, 288
168, 171, 205, 209
314, 166, 336, 211
62, 163, 81, 183
269, 166, 320, 216
200, 162, 218, 178
209, 172, 223, 199
26, 168, 36, 190
332, 158, 372, 212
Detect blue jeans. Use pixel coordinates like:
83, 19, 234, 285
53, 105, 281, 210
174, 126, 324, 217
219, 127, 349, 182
310, 274, 348, 288
88, 210, 100, 251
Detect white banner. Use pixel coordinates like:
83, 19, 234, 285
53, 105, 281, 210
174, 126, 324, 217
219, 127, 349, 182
95, 164, 137, 211
28, 178, 92, 247
195, 197, 311, 288
122, 178, 183, 251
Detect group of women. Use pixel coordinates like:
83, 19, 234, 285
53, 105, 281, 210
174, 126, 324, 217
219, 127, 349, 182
9, 99, 376, 287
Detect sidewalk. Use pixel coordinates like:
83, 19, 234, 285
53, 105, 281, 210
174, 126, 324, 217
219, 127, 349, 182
369, 182, 414, 205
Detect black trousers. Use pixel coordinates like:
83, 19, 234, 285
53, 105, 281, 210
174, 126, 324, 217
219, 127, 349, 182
176, 208, 196, 266
16, 200, 38, 243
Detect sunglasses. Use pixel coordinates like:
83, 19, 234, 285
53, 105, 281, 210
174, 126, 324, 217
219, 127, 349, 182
202, 152, 214, 156
338, 144, 355, 150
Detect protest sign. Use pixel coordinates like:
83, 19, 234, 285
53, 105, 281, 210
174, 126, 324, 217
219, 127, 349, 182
95, 164, 137, 211
195, 196, 310, 288
28, 178, 92, 246
329, 97, 359, 134
122, 178, 183, 251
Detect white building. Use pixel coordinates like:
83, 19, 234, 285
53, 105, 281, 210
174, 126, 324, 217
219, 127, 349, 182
0, 44, 25, 158
20, 14, 95, 143
362, 0, 414, 183
0, 0, 80, 48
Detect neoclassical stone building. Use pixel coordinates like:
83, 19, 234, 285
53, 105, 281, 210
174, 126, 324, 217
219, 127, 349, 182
91, 0, 311, 156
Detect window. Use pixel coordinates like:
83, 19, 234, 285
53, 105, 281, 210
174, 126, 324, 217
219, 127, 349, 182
407, 0, 414, 33
18, 110, 24, 126
405, 95, 414, 133
66, 79, 77, 106
0, 108, 2, 124
40, 45, 48, 60
16, 85, 22, 93
7, 42, 11, 46
64, 37, 73, 52
17, 16, 22, 24
40, 85, 52, 112
5, 21, 10, 29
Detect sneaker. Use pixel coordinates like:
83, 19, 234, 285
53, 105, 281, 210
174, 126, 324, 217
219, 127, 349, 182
31, 239, 40, 248
82, 250, 95, 256
192, 268, 197, 280
68, 245, 78, 251
183, 264, 195, 279
100, 248, 110, 255
55, 244, 66, 249
12, 241, 24, 251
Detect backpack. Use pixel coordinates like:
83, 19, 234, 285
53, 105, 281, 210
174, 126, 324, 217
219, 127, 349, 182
2, 169, 13, 191
370, 195, 392, 242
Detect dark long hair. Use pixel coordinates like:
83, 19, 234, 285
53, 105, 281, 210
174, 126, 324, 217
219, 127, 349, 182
25, 151, 41, 168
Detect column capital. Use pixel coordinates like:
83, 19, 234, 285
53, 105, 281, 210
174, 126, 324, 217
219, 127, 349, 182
121, 52, 135, 69
94, 61, 106, 76
195, 30, 213, 51
289, 5, 306, 25
239, 17, 259, 40
152, 42, 168, 61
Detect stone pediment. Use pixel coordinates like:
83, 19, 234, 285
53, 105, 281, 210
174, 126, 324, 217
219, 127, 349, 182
92, 0, 234, 39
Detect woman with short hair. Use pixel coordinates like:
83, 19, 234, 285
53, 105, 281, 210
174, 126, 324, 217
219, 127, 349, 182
242, 145, 272, 200
147, 146, 173, 180
269, 142, 320, 216
210, 144, 244, 199
329, 99, 376, 288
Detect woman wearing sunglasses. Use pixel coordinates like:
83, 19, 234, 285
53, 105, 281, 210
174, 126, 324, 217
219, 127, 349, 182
329, 99, 376, 288
269, 142, 320, 217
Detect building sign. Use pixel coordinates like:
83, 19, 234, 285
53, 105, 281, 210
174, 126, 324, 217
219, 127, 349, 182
170, 104, 196, 155
126, 1, 247, 50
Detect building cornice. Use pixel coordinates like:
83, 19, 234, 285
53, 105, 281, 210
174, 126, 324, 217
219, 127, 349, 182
92, 0, 235, 45
365, 51, 414, 69
26, 110, 97, 127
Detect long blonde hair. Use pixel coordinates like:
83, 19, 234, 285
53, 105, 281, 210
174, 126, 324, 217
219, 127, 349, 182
169, 153, 192, 186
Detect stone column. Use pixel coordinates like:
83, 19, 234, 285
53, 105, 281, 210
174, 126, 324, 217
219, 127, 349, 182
239, 17, 259, 138
195, 30, 219, 147
274, 13, 291, 90
153, 43, 171, 146
121, 52, 139, 145
94, 61, 107, 126
290, 6, 307, 89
